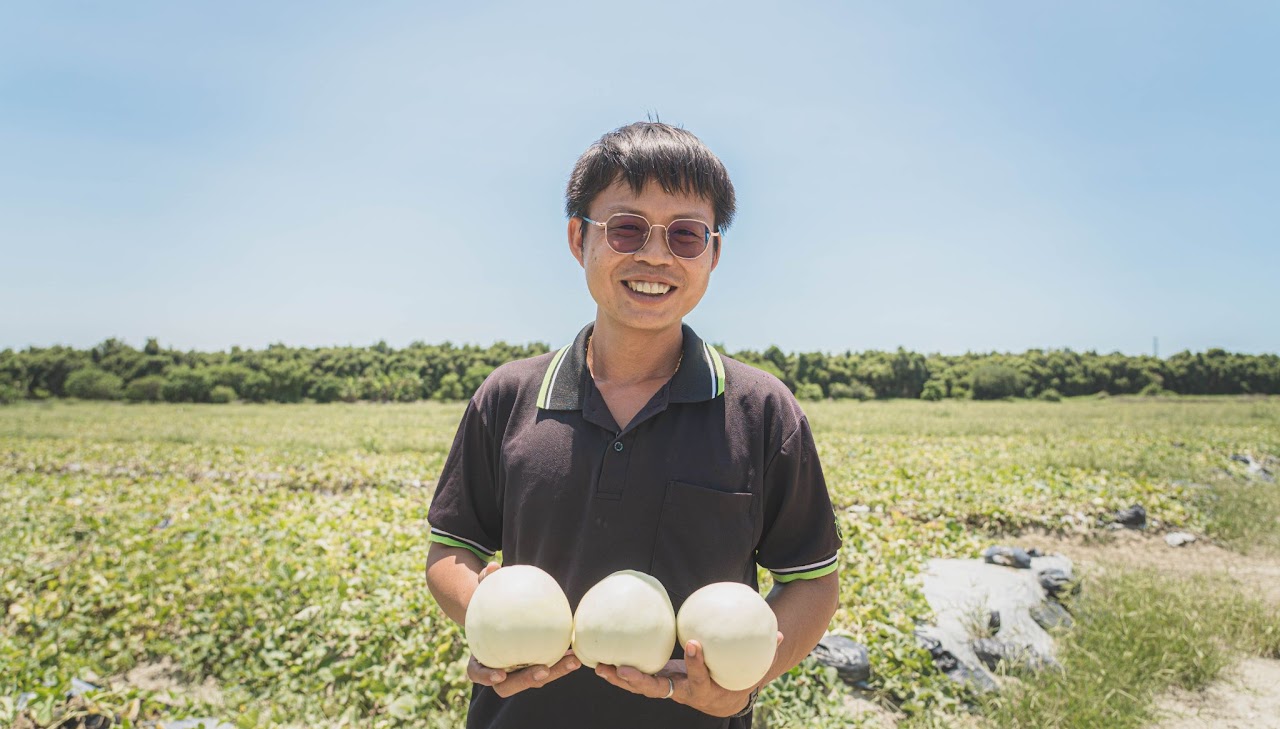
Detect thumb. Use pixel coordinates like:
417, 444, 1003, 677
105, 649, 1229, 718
478, 562, 501, 582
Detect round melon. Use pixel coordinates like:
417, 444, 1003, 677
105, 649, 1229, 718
572, 570, 676, 674
676, 582, 778, 691
465, 565, 573, 670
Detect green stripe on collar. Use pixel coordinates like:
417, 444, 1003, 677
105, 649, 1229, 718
706, 343, 726, 398
537, 323, 727, 411
536, 345, 571, 409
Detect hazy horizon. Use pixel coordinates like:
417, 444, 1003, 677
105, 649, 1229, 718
3, 331, 1248, 361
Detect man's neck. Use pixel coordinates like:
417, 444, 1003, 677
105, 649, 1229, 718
587, 319, 683, 387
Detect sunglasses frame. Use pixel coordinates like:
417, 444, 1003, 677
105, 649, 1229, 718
580, 213, 721, 260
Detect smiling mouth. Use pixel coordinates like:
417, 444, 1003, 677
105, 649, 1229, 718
624, 280, 675, 296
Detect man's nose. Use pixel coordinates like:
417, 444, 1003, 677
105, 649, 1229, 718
633, 223, 676, 265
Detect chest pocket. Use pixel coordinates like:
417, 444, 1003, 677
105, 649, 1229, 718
649, 480, 755, 610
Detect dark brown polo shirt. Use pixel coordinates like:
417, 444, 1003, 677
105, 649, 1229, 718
428, 322, 840, 729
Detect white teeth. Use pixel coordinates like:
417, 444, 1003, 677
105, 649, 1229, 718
626, 281, 671, 295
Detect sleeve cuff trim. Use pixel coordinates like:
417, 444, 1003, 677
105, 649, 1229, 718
767, 555, 838, 583
429, 528, 497, 560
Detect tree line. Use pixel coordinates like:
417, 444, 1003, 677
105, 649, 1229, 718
1, 337, 1277, 405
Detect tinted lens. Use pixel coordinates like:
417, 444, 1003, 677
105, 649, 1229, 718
667, 220, 710, 259
605, 214, 651, 253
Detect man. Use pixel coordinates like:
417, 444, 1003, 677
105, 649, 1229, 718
426, 122, 841, 728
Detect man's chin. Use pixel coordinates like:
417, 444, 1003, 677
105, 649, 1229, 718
595, 311, 686, 335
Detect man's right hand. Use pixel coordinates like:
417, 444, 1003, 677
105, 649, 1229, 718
465, 562, 581, 698
467, 650, 581, 698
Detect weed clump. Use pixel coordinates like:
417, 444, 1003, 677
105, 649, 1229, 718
980, 569, 1280, 729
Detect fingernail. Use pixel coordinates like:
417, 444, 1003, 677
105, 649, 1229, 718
491, 672, 504, 682
534, 669, 549, 681
567, 660, 580, 670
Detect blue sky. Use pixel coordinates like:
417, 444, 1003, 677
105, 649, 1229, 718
2, 1, 1276, 356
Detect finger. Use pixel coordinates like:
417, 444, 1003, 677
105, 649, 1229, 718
674, 641, 712, 705
683, 640, 711, 687
493, 664, 549, 699
595, 664, 642, 695
615, 664, 663, 688
593, 664, 639, 695
776, 630, 785, 647
597, 664, 671, 699
477, 562, 501, 583
655, 659, 687, 678
550, 652, 582, 677
467, 655, 507, 687
493, 654, 581, 698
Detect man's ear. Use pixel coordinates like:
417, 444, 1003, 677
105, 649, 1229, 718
710, 236, 722, 271
568, 218, 586, 268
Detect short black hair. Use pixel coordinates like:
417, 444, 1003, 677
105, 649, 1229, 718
565, 122, 736, 233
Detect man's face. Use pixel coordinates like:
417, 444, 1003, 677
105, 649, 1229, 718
569, 178, 720, 336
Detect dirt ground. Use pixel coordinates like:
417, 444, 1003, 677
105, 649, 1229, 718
1020, 529, 1280, 607
1020, 530, 1280, 729
1156, 658, 1280, 728
109, 657, 225, 707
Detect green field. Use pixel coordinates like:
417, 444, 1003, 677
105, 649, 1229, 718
3, 398, 1278, 727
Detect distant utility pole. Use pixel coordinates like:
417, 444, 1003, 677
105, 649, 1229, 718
1153, 336, 1159, 358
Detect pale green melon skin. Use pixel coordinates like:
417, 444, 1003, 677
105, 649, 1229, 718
465, 565, 573, 670
572, 570, 677, 675
676, 582, 778, 691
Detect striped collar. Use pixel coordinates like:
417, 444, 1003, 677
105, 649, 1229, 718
536, 323, 726, 411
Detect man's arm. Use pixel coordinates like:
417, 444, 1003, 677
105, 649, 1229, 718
599, 570, 839, 717
426, 543, 581, 697
425, 541, 489, 625
760, 570, 839, 685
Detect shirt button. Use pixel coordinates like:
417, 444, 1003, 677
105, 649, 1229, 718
613, 441, 624, 452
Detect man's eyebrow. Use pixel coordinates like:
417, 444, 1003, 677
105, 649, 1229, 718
602, 205, 713, 220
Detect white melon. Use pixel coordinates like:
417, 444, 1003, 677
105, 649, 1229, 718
465, 565, 573, 670
676, 582, 778, 691
571, 570, 676, 674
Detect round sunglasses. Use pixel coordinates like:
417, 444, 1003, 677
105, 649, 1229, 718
580, 213, 719, 260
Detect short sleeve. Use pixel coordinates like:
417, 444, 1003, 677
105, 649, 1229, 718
427, 397, 503, 561
755, 415, 841, 582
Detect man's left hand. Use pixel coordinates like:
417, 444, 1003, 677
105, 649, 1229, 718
594, 633, 782, 718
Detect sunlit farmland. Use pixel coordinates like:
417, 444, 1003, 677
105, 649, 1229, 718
2, 397, 1277, 727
